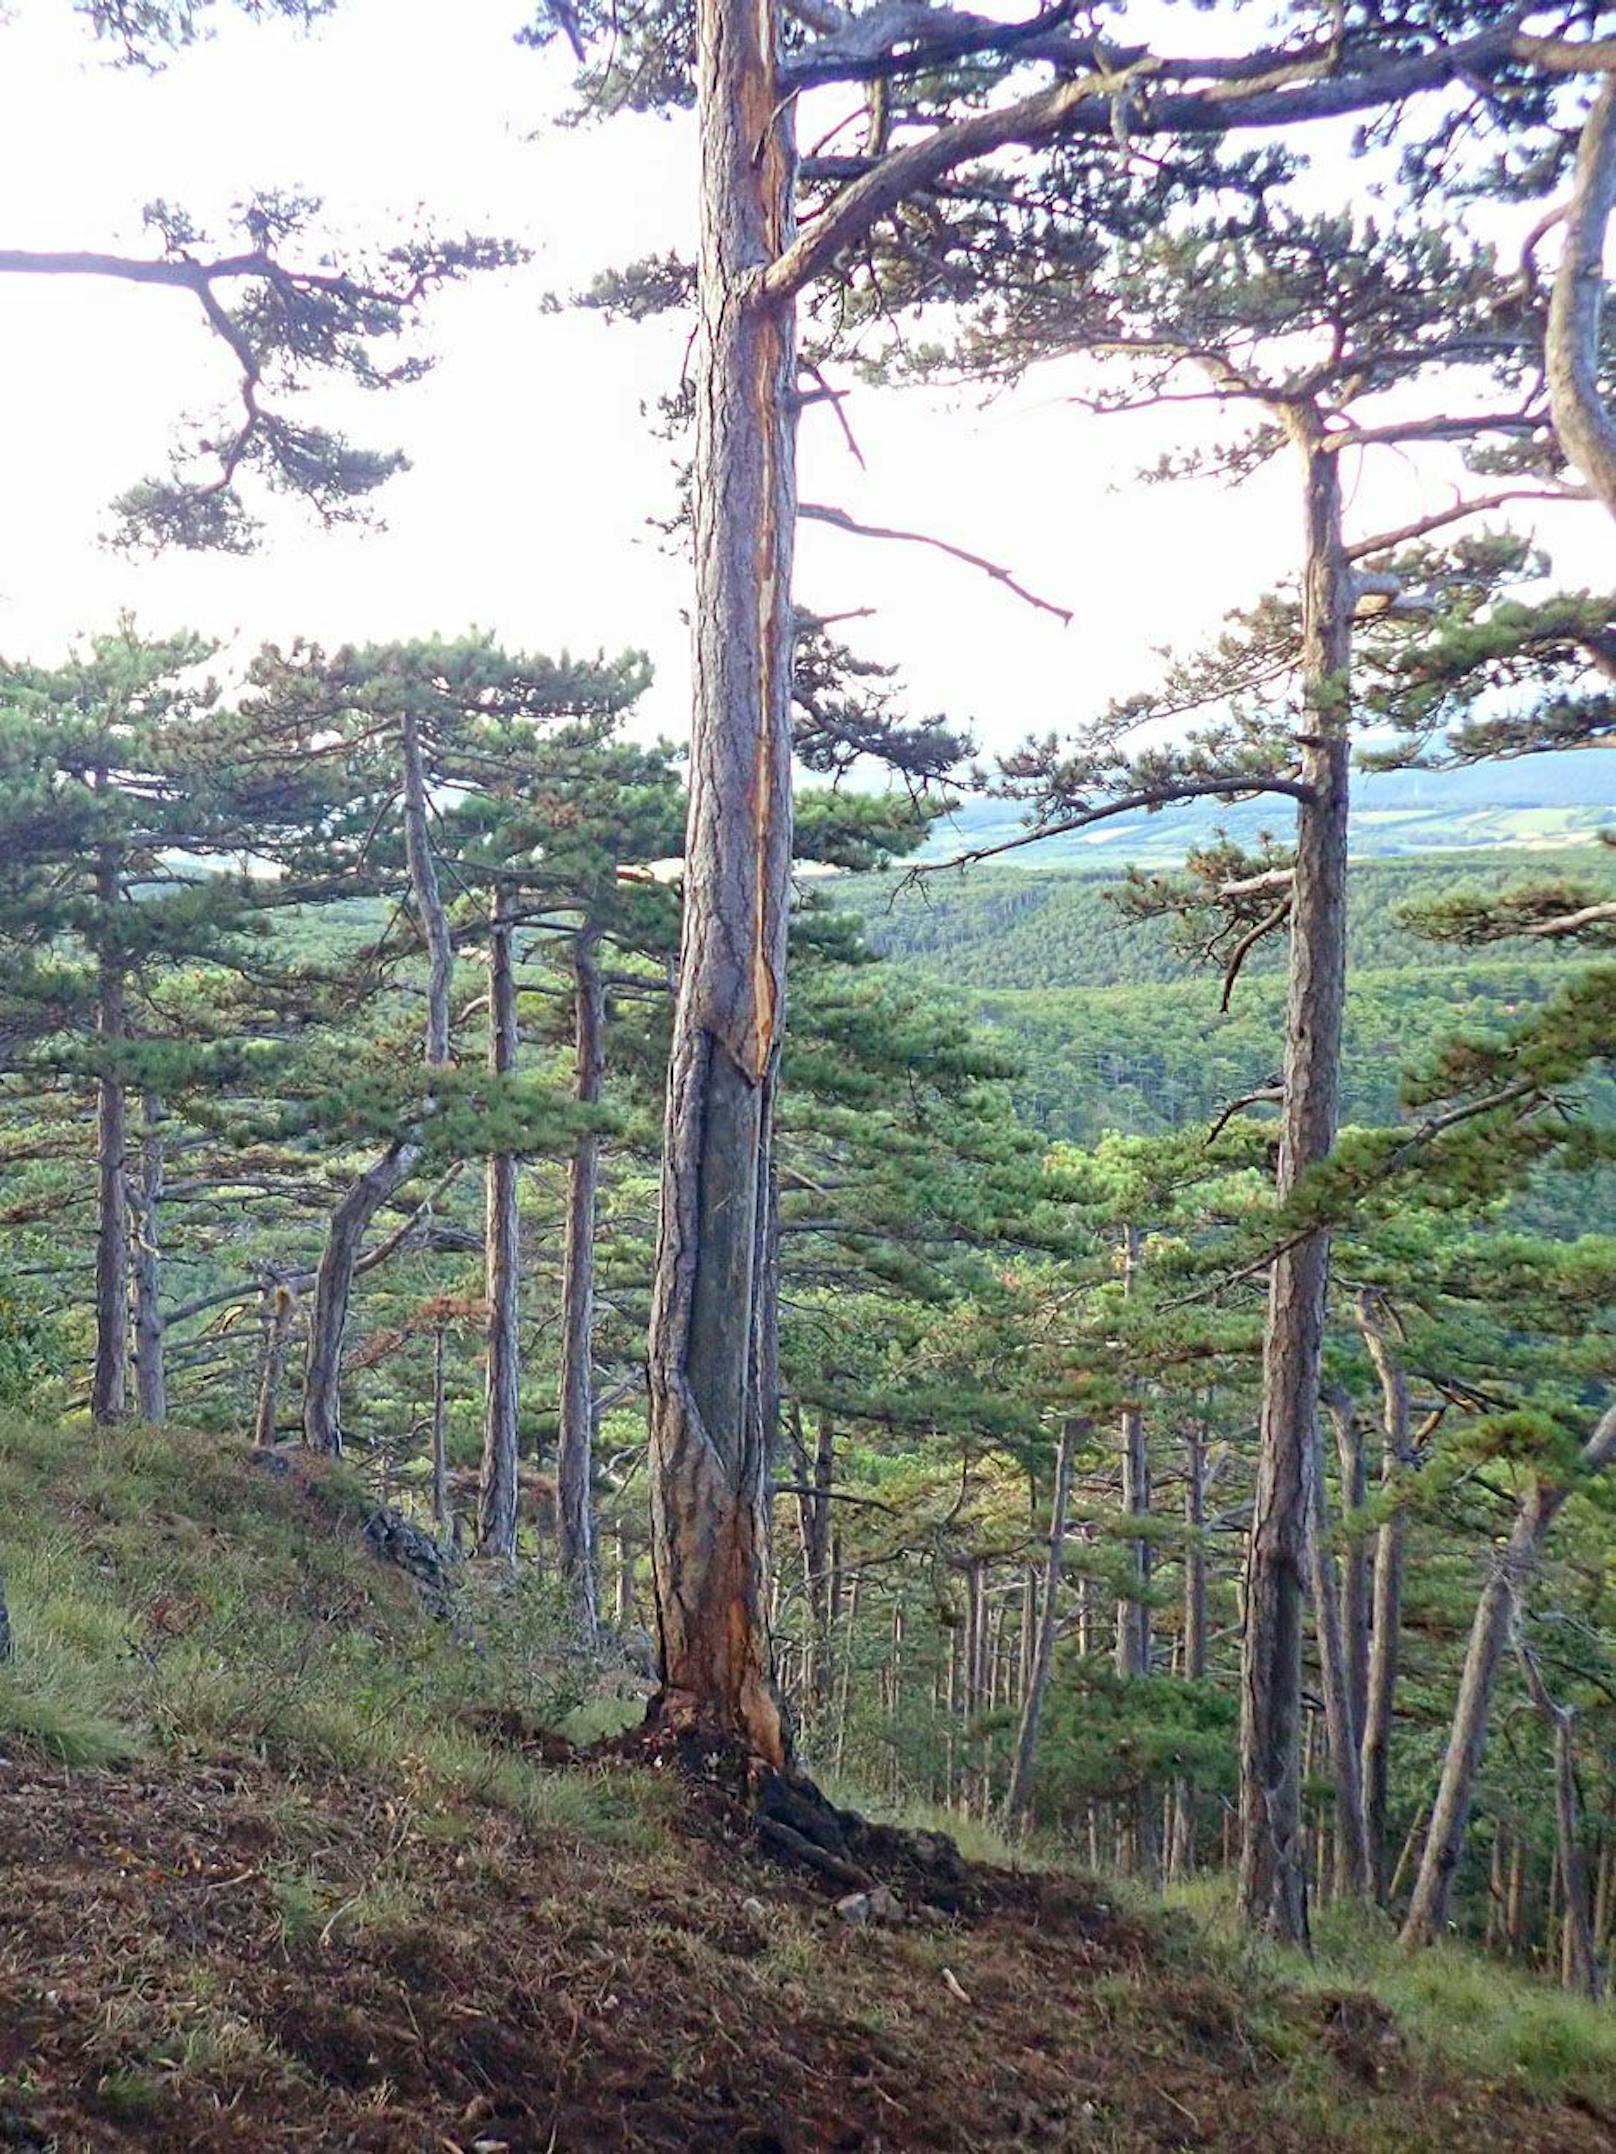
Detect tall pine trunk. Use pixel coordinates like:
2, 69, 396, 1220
304, 710, 450, 1453
556, 927, 604, 1626
91, 842, 129, 1427
479, 894, 522, 1559
1238, 426, 1351, 1944
131, 1094, 166, 1425
644, 0, 797, 1763
1308, 1410, 1370, 1897
1170, 1412, 1209, 1881
1515, 1627, 1605, 2001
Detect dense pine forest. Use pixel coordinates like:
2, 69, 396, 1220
0, 3, 1615, 2150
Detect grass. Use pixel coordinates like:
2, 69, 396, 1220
0, 1412, 649, 1850
1163, 1872, 1616, 2110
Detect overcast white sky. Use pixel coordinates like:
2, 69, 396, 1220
0, 0, 1606, 760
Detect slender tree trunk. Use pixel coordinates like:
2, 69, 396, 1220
1547, 78, 1616, 520
556, 928, 604, 1620
1514, 1621, 1605, 2000
1170, 1414, 1209, 1882
1329, 1393, 1368, 1751
1239, 425, 1351, 1944
1403, 1406, 1616, 1949
131, 1093, 166, 1424
643, 0, 797, 1764
430, 1322, 449, 1531
1004, 1417, 1081, 1830
253, 1283, 297, 1449
1116, 1227, 1152, 1683
304, 711, 451, 1453
792, 1408, 835, 1712
1309, 1400, 1371, 1897
1358, 1291, 1413, 1899
91, 845, 129, 1427
479, 894, 523, 1562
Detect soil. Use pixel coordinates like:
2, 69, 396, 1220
2, 1735, 1612, 2154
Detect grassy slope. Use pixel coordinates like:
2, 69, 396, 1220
2, 1417, 1614, 2154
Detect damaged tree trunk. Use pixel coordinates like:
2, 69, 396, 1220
643, 0, 798, 1764
1547, 77, 1616, 520
1238, 425, 1351, 1945
479, 892, 522, 1560
304, 709, 451, 1454
253, 1283, 297, 1449
556, 927, 604, 1626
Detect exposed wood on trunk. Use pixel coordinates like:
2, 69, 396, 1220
643, 0, 797, 1764
479, 894, 522, 1562
1239, 428, 1351, 1945
304, 710, 452, 1453
1547, 77, 1616, 518
556, 927, 604, 1622
91, 842, 129, 1428
131, 1094, 166, 1425
1402, 1405, 1616, 1948
1004, 1416, 1081, 1830
1309, 1394, 1371, 1897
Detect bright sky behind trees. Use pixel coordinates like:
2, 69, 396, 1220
0, 0, 1604, 757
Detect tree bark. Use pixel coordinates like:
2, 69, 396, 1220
1514, 1620, 1605, 2001
1238, 426, 1352, 1944
1169, 1413, 1209, 1882
91, 843, 129, 1428
1358, 1291, 1414, 1900
131, 1093, 166, 1425
1547, 77, 1616, 519
478, 894, 522, 1562
303, 710, 451, 1453
1004, 1416, 1081, 1830
431, 1321, 449, 1531
1402, 1405, 1616, 1948
252, 1283, 297, 1449
1329, 1391, 1369, 1752
556, 928, 604, 1623
643, 0, 798, 1764
1309, 1396, 1371, 1898
791, 1406, 835, 1713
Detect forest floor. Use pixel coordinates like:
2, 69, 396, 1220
3, 1419, 1616, 2154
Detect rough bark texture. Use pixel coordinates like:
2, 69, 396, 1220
131, 1095, 167, 1425
643, 0, 797, 1764
555, 928, 604, 1625
1548, 77, 1616, 519
1004, 1417, 1081, 1829
303, 713, 451, 1454
1309, 1402, 1370, 1898
252, 1283, 297, 1449
1402, 1406, 1616, 1948
478, 897, 522, 1562
1238, 429, 1351, 1945
1358, 1292, 1413, 1899
91, 845, 129, 1428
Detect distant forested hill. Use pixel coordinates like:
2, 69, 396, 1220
911, 748, 1615, 870
844, 846, 1616, 993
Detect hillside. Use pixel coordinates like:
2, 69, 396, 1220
913, 754, 1616, 869
4, 1416, 1616, 2154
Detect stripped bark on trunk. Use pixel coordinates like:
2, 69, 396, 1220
252, 1283, 297, 1449
644, 0, 797, 1760
1547, 77, 1616, 518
